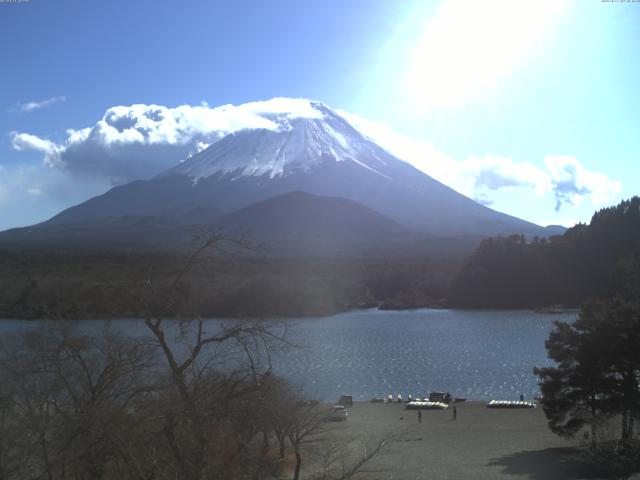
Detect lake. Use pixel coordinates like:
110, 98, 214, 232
0, 308, 577, 401
276, 308, 577, 401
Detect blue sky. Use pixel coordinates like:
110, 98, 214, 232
1, 0, 638, 230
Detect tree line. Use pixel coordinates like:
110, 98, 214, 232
533, 226, 640, 476
0, 250, 462, 319
450, 197, 640, 309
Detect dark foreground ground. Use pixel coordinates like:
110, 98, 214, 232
316, 401, 636, 480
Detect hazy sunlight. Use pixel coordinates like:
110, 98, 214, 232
405, 0, 569, 110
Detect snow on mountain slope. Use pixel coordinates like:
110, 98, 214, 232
9, 97, 554, 242
150, 98, 546, 237
164, 99, 391, 180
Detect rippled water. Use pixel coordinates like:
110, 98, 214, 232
273, 308, 577, 401
0, 308, 576, 401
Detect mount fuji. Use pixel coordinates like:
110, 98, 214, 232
0, 98, 561, 254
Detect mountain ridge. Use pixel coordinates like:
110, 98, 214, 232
0, 98, 563, 253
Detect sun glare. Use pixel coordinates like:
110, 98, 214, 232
405, 0, 569, 111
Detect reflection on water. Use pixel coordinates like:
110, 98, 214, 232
274, 308, 576, 401
0, 308, 576, 401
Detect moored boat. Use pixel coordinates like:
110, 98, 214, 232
486, 400, 535, 409
405, 401, 448, 410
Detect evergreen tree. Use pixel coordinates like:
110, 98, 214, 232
451, 196, 640, 308
534, 302, 616, 450
535, 281, 640, 449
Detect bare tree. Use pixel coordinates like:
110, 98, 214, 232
310, 435, 391, 480
286, 403, 330, 480
131, 234, 291, 479
0, 365, 30, 480
0, 321, 158, 480
0, 233, 392, 480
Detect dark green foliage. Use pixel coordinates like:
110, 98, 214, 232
451, 197, 640, 308
535, 269, 640, 451
534, 302, 619, 445
0, 253, 462, 319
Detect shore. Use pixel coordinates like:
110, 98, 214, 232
320, 401, 609, 480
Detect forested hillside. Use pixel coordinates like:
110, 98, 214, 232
450, 197, 640, 308
0, 252, 462, 319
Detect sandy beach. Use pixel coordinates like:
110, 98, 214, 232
318, 401, 616, 480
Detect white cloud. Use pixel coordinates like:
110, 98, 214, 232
239, 97, 326, 120
545, 155, 622, 211
461, 155, 551, 196
338, 110, 463, 189
17, 96, 66, 113
4, 98, 331, 229
339, 110, 620, 212
11, 132, 58, 153
340, 110, 550, 197
8, 98, 324, 185
10, 132, 63, 167
6, 99, 621, 230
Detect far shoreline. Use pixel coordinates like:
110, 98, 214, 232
0, 305, 581, 322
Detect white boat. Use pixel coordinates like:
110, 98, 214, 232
486, 400, 535, 409
405, 401, 448, 410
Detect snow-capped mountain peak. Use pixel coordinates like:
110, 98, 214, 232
163, 97, 391, 180
18, 97, 550, 242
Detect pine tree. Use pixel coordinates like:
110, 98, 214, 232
535, 277, 640, 449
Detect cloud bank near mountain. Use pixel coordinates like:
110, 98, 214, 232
3, 98, 622, 230
7, 99, 331, 185
340, 111, 621, 213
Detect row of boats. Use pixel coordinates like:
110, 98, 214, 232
486, 400, 536, 409
405, 401, 449, 410
371, 393, 457, 404
369, 394, 536, 409
406, 399, 537, 410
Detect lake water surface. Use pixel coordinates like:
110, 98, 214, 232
277, 308, 576, 401
0, 308, 577, 402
